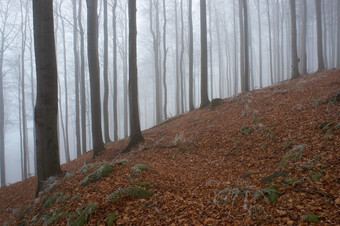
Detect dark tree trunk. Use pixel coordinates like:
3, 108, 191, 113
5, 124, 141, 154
87, 0, 105, 157
337, 0, 340, 67
255, 0, 263, 88
103, 0, 110, 143
200, 0, 210, 108
239, 0, 245, 91
242, 0, 250, 91
125, 0, 144, 152
33, 0, 62, 196
289, 0, 300, 79
162, 0, 168, 119
188, 0, 194, 111
266, 0, 273, 84
315, 0, 325, 71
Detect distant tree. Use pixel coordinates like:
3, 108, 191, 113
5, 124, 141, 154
200, 0, 210, 108
79, 0, 87, 154
103, 0, 111, 143
242, 0, 250, 91
124, 0, 144, 152
112, 0, 118, 141
180, 0, 184, 113
162, 0, 168, 118
337, 0, 340, 67
87, 0, 105, 157
255, 0, 263, 88
315, 0, 325, 71
33, 0, 62, 195
301, 0, 307, 75
188, 0, 194, 111
266, 0, 273, 84
238, 0, 245, 91
289, 0, 300, 79
174, 0, 180, 115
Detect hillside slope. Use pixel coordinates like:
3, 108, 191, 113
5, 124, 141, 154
1, 69, 339, 225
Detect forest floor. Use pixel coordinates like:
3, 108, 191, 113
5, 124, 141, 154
0, 69, 339, 225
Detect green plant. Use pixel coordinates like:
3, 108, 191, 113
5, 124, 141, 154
301, 164, 314, 170
131, 164, 153, 173
264, 129, 271, 136
253, 117, 265, 123
132, 181, 154, 189
241, 170, 254, 179
261, 171, 291, 184
312, 99, 321, 108
301, 214, 319, 223
43, 195, 58, 210
278, 144, 306, 168
106, 213, 117, 226
310, 172, 322, 182
81, 164, 114, 186
72, 203, 97, 225
260, 145, 267, 151
255, 184, 280, 204
114, 159, 129, 166
241, 126, 252, 135
284, 178, 303, 186
233, 137, 240, 144
108, 187, 154, 202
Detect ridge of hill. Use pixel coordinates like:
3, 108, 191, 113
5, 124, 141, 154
1, 69, 339, 225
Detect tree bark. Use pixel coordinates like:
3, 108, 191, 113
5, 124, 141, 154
301, 0, 307, 74
242, 0, 250, 91
266, 0, 273, 84
315, 0, 325, 71
188, 0, 194, 111
255, 0, 263, 88
125, 0, 144, 152
162, 0, 168, 119
337, 0, 340, 67
87, 0, 105, 157
112, 0, 118, 141
289, 0, 300, 79
200, 0, 210, 108
103, 0, 110, 143
33, 0, 62, 196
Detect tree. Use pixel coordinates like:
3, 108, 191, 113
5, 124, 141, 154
301, 0, 307, 75
87, 0, 105, 157
315, 0, 325, 71
124, 0, 144, 152
112, 0, 118, 141
242, 0, 250, 91
162, 0, 168, 119
289, 0, 300, 79
33, 0, 62, 195
200, 0, 210, 108
337, 0, 340, 67
188, 0, 194, 111
255, 0, 263, 88
266, 0, 273, 84
103, 0, 110, 143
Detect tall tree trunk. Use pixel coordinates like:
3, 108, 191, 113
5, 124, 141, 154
125, 0, 144, 152
289, 0, 300, 79
233, 0, 238, 94
337, 0, 340, 67
322, 1, 328, 68
200, 0, 210, 108
0, 12, 6, 186
266, 0, 273, 84
79, 0, 87, 154
315, 0, 325, 71
162, 0, 168, 118
112, 0, 118, 141
174, 0, 180, 115
255, 0, 263, 88
180, 0, 184, 113
239, 0, 245, 91
103, 0, 110, 143
301, 0, 307, 74
123, 4, 128, 138
73, 0, 81, 157
87, 0, 105, 157
33, 0, 62, 196
60, 0, 70, 162
242, 0, 250, 92
188, 0, 194, 111
215, 6, 223, 97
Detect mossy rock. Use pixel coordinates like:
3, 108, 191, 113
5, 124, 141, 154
255, 184, 280, 204
108, 187, 154, 202
81, 164, 114, 186
106, 213, 117, 226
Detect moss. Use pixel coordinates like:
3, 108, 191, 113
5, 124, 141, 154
56, 192, 69, 203
106, 213, 117, 226
43, 195, 58, 210
255, 184, 280, 204
131, 164, 153, 173
72, 203, 97, 226
310, 172, 322, 182
72, 194, 82, 201
81, 164, 114, 186
108, 187, 154, 202
132, 181, 154, 189
114, 159, 129, 166
278, 144, 306, 168
241, 170, 254, 179
240, 126, 251, 135
301, 214, 319, 223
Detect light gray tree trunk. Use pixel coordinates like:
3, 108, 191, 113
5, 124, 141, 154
289, 0, 300, 79
242, 0, 249, 92
301, 0, 307, 74
337, 0, 340, 67
315, 0, 325, 71
162, 0, 168, 118
103, 0, 110, 143
112, 0, 118, 141
255, 0, 263, 88
188, 0, 194, 111
266, 0, 273, 84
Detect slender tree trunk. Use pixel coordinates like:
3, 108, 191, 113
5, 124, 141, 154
337, 0, 340, 67
162, 0, 168, 118
255, 0, 263, 88
215, 6, 223, 97
242, 0, 249, 92
301, 0, 307, 74
103, 0, 110, 143
87, 0, 105, 157
315, 0, 325, 71
200, 0, 210, 108
239, 0, 245, 91
289, 0, 300, 79
79, 0, 87, 154
112, 0, 118, 141
60, 1, 70, 162
33, 0, 62, 196
125, 0, 144, 152
233, 0, 238, 94
180, 0, 184, 113
174, 0, 180, 115
0, 21, 5, 187
123, 4, 128, 138
322, 1, 328, 68
188, 0, 194, 111
208, 0, 213, 98
266, 0, 273, 84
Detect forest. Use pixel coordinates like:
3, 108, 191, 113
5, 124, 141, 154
0, 0, 339, 224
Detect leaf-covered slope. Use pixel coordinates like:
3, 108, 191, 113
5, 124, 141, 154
1, 69, 339, 225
